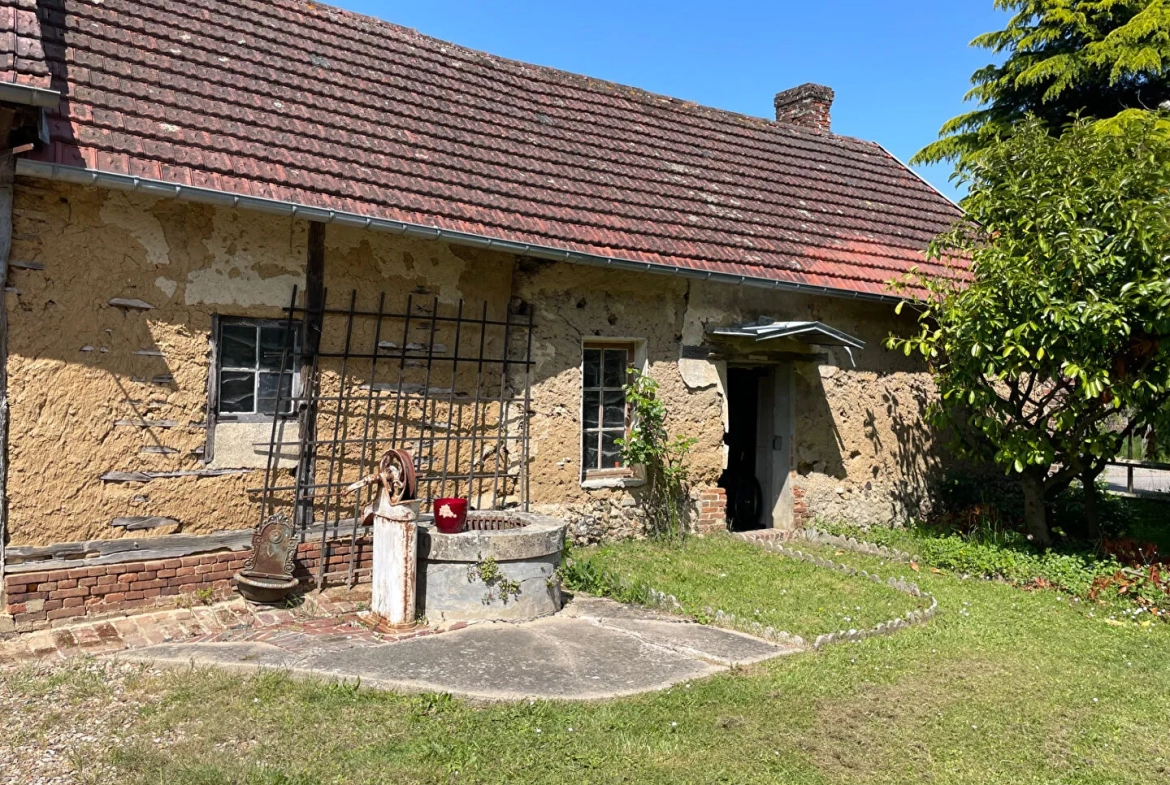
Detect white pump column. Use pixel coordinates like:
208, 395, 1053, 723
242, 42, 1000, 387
370, 493, 420, 631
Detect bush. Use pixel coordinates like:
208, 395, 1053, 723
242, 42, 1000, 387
617, 370, 697, 540
823, 521, 1169, 622
926, 468, 1169, 548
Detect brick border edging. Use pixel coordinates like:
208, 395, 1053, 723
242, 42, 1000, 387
733, 531, 938, 649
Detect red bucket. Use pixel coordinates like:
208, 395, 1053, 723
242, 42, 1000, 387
433, 498, 468, 534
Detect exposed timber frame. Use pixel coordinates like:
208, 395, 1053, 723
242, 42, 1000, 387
0, 150, 11, 599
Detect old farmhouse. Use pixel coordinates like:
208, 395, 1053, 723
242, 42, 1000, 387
0, 0, 960, 630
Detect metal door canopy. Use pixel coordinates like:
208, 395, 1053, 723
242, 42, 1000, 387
708, 319, 865, 349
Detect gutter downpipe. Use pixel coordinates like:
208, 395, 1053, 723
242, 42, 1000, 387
15, 159, 902, 306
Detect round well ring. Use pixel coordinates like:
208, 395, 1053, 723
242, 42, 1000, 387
416, 510, 567, 622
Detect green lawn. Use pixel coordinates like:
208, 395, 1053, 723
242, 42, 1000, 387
576, 535, 926, 638
4, 534, 1170, 784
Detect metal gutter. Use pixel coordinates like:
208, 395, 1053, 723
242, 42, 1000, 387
0, 83, 61, 109
15, 159, 903, 305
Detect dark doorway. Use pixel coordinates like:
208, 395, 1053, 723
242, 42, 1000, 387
721, 367, 765, 531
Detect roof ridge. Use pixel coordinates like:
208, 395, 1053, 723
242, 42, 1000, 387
22, 0, 964, 298
240, 0, 881, 151
52, 7, 951, 223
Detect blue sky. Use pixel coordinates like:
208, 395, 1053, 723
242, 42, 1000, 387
334, 1, 1009, 199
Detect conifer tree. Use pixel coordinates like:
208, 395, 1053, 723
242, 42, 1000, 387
915, 0, 1170, 165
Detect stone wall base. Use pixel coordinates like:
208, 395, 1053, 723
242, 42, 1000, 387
3, 538, 373, 633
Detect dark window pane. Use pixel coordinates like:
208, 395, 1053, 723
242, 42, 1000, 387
583, 390, 600, 429
219, 371, 255, 413
221, 324, 257, 369
583, 349, 602, 388
601, 430, 623, 469
582, 431, 599, 471
603, 390, 626, 428
603, 349, 627, 387
259, 326, 294, 371
257, 372, 294, 415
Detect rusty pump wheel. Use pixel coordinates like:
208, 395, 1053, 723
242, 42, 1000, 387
343, 448, 417, 525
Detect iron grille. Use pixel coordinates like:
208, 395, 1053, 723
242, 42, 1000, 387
252, 287, 535, 588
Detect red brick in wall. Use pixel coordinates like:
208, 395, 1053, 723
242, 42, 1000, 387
3, 538, 374, 629
793, 484, 809, 527
696, 486, 727, 535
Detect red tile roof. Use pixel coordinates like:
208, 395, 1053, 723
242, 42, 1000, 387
4, 0, 962, 298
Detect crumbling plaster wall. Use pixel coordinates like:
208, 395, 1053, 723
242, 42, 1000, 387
3, 180, 522, 548
682, 281, 943, 526
513, 259, 726, 542
5, 180, 306, 546
3, 178, 939, 550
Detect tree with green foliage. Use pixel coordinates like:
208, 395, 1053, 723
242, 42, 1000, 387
915, 0, 1170, 165
890, 116, 1170, 545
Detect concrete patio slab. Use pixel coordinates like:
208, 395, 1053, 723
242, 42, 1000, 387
302, 616, 723, 700
590, 617, 787, 666
116, 597, 803, 701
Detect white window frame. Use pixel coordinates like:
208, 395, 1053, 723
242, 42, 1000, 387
580, 339, 647, 488
212, 317, 302, 424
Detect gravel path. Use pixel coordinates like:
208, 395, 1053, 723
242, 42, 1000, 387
0, 660, 151, 785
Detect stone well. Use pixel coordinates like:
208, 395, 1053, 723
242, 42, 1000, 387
416, 510, 567, 622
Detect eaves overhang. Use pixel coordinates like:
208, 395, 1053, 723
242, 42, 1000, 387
15, 159, 905, 306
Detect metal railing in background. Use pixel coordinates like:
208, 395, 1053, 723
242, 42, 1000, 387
1103, 458, 1170, 498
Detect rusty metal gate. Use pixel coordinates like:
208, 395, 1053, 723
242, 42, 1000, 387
251, 287, 535, 588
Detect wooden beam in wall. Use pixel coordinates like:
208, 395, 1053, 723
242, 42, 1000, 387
295, 221, 326, 530
5, 519, 372, 574
0, 147, 15, 592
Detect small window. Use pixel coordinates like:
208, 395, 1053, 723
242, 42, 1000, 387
582, 344, 632, 473
216, 319, 299, 417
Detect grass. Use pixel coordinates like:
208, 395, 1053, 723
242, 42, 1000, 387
574, 535, 926, 638
4, 534, 1170, 784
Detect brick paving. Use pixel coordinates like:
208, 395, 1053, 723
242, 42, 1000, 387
0, 588, 469, 665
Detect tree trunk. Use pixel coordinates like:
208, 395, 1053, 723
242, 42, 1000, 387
1020, 473, 1051, 547
1082, 466, 1101, 539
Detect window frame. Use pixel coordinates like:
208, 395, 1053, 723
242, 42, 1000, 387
212, 316, 303, 424
580, 341, 637, 480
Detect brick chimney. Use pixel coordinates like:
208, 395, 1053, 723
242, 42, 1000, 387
774, 83, 834, 133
